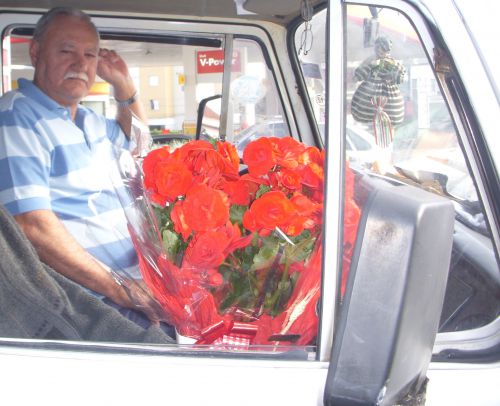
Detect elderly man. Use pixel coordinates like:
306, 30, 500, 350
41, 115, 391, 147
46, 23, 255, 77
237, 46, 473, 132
0, 7, 164, 328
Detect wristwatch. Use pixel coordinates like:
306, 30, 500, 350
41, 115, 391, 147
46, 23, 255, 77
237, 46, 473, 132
115, 91, 138, 107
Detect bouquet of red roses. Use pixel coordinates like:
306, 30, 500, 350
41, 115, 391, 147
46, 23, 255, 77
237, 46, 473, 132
121, 136, 359, 348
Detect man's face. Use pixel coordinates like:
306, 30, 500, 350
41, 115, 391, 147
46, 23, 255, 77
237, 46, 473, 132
30, 15, 99, 108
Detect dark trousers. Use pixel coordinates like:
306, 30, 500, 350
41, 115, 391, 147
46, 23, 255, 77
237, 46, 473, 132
102, 297, 176, 339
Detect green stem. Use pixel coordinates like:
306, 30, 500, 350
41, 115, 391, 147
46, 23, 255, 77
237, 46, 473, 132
266, 257, 291, 313
281, 257, 290, 285
253, 244, 284, 317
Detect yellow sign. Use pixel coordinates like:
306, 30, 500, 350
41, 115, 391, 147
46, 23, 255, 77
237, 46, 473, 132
183, 121, 196, 135
89, 82, 110, 95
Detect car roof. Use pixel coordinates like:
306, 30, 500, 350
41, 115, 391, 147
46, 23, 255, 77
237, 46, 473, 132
0, 0, 327, 26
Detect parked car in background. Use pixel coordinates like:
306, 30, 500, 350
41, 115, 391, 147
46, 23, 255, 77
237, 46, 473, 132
0, 0, 498, 405
233, 120, 380, 168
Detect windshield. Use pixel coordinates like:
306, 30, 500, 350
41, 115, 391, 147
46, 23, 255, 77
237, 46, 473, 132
295, 7, 486, 235
293, 1, 499, 338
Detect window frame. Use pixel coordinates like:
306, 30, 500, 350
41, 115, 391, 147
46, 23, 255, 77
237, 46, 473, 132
0, 10, 333, 362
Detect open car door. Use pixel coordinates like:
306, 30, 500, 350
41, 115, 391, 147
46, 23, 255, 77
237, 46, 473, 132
319, 1, 499, 404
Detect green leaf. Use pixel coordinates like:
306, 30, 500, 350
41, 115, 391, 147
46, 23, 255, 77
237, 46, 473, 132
284, 236, 316, 263
162, 229, 180, 262
270, 281, 293, 316
229, 204, 247, 224
218, 267, 260, 312
207, 137, 218, 148
251, 237, 280, 271
154, 205, 174, 231
220, 293, 238, 311
235, 234, 259, 271
255, 184, 272, 199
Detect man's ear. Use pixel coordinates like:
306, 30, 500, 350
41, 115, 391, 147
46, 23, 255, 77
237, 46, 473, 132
29, 40, 39, 66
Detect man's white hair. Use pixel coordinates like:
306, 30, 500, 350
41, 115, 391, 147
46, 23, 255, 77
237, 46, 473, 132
33, 6, 99, 42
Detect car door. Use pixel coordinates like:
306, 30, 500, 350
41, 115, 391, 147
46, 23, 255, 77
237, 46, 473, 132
0, 1, 498, 405
314, 1, 499, 404
0, 6, 330, 405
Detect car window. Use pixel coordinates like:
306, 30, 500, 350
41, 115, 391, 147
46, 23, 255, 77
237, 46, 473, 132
229, 38, 290, 142
294, 4, 499, 336
1, 20, 318, 356
295, 8, 327, 139
4, 29, 224, 135
4, 30, 289, 148
191, 38, 291, 147
346, 127, 372, 151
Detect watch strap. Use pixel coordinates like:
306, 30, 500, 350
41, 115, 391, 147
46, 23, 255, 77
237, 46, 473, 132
115, 91, 138, 107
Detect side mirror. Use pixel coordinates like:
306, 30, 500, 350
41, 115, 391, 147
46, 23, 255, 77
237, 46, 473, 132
324, 178, 455, 405
196, 94, 222, 141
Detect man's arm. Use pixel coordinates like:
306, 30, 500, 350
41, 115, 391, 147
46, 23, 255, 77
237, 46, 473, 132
96, 48, 148, 136
14, 209, 130, 306
115, 90, 148, 132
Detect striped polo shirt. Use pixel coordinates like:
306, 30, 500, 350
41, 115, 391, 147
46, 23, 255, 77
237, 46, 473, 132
0, 78, 140, 281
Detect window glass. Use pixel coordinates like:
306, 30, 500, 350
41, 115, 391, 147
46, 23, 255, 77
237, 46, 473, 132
1, 26, 319, 355
220, 38, 290, 154
343, 4, 499, 333
5, 31, 289, 152
4, 31, 225, 137
295, 9, 327, 139
294, 4, 499, 335
454, 0, 500, 94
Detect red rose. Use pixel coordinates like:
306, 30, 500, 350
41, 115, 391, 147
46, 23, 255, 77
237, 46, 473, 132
155, 161, 193, 202
173, 140, 214, 163
276, 168, 302, 191
222, 177, 261, 206
171, 200, 192, 240
301, 162, 324, 189
143, 146, 170, 190
184, 230, 227, 270
242, 190, 295, 233
222, 221, 253, 254
183, 183, 230, 232
280, 214, 306, 236
217, 141, 240, 175
276, 137, 306, 169
173, 140, 240, 187
243, 137, 277, 176
242, 209, 258, 232
299, 145, 322, 166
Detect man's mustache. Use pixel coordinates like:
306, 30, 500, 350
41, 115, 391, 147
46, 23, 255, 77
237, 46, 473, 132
64, 72, 89, 82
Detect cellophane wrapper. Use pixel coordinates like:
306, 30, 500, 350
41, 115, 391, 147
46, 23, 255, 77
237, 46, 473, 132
115, 137, 360, 349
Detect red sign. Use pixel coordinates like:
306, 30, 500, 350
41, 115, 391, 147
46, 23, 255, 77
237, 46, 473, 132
3, 46, 10, 91
197, 50, 240, 74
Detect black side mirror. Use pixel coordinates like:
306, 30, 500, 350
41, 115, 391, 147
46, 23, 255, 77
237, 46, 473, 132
196, 94, 222, 141
324, 178, 454, 405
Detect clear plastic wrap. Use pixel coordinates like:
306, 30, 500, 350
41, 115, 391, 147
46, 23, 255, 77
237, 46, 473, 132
114, 136, 359, 348
82, 119, 167, 325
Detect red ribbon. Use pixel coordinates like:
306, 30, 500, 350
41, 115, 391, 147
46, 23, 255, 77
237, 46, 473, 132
196, 320, 258, 345
371, 95, 394, 148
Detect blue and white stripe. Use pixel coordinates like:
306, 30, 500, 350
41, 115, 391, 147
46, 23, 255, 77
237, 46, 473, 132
0, 78, 140, 280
